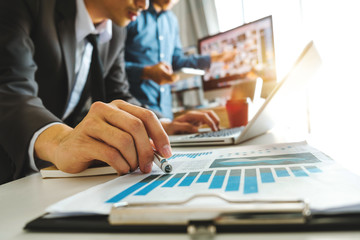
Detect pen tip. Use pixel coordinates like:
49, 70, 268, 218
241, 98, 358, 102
164, 165, 172, 173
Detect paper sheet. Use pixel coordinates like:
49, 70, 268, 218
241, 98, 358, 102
46, 142, 360, 216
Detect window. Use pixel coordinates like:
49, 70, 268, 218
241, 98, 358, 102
215, 0, 304, 77
214, 0, 244, 32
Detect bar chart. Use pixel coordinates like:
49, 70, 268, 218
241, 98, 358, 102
51, 142, 360, 217
106, 163, 323, 203
167, 151, 213, 160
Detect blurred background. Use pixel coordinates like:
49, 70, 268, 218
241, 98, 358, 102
171, 0, 360, 173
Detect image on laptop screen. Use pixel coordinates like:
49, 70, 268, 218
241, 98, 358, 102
198, 16, 276, 101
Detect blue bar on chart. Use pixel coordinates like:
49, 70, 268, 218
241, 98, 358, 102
209, 170, 227, 189
290, 166, 309, 177
167, 152, 212, 160
106, 174, 159, 203
244, 169, 258, 194
162, 173, 186, 188
135, 174, 172, 196
225, 169, 241, 192
305, 165, 322, 173
178, 172, 200, 187
260, 168, 275, 183
197, 171, 213, 183
275, 167, 290, 177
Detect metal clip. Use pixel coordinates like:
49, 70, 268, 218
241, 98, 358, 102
187, 222, 216, 240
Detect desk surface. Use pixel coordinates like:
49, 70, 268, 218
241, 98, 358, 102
1, 130, 360, 240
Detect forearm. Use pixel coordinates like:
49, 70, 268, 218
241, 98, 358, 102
141, 65, 152, 79
172, 53, 211, 70
34, 124, 73, 165
28, 122, 62, 171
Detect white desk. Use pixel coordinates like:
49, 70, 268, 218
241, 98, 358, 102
1, 130, 360, 240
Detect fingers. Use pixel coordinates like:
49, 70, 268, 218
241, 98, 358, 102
191, 111, 218, 131
171, 122, 199, 134
85, 137, 131, 175
110, 100, 172, 158
160, 62, 173, 74
158, 63, 174, 83
176, 111, 220, 131
210, 50, 237, 63
202, 110, 220, 130
171, 74, 180, 83
90, 102, 153, 173
143, 62, 174, 84
50, 125, 131, 175
45, 101, 171, 175
86, 119, 138, 171
52, 101, 171, 175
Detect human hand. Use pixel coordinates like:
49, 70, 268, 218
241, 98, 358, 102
161, 110, 220, 135
210, 50, 237, 63
34, 100, 172, 175
142, 62, 180, 85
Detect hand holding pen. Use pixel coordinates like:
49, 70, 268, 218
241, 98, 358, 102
153, 151, 172, 173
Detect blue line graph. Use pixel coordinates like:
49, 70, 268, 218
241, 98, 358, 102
210, 153, 320, 168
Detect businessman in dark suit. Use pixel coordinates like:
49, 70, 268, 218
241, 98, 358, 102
0, 0, 220, 184
0, 0, 219, 184
0, 0, 169, 184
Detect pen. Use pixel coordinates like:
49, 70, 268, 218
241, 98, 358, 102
153, 151, 172, 173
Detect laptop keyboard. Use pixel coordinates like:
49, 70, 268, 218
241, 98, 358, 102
189, 127, 244, 139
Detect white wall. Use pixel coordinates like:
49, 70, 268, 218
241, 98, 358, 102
301, 0, 360, 173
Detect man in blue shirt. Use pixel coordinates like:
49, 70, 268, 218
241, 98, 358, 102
125, 0, 234, 120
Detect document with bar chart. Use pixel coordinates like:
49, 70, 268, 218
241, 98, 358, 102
46, 141, 360, 216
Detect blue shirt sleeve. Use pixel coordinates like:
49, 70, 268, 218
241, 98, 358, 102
171, 17, 211, 71
125, 61, 146, 85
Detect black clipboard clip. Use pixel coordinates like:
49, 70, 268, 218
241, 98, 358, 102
109, 193, 310, 237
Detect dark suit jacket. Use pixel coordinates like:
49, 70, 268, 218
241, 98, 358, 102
0, 0, 142, 184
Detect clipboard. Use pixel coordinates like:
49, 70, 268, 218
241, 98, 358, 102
23, 141, 360, 235
24, 193, 360, 235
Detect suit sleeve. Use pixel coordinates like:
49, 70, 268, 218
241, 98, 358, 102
0, 0, 61, 181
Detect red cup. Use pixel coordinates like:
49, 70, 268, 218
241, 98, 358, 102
226, 98, 248, 128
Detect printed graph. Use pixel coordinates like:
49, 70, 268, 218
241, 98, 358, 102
218, 145, 294, 158
210, 152, 320, 168
167, 151, 213, 160
106, 164, 323, 203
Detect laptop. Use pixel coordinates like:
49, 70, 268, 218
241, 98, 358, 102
169, 41, 322, 146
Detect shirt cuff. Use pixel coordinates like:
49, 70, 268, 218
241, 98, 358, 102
126, 62, 147, 83
28, 122, 63, 171
201, 55, 211, 69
